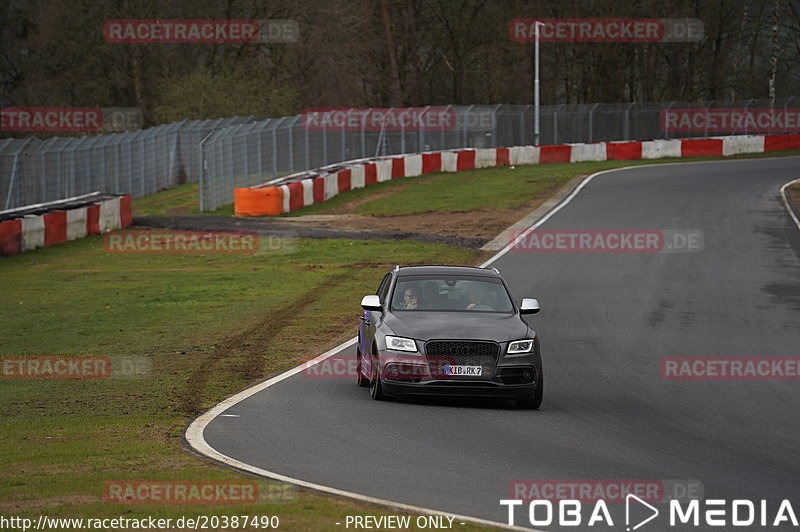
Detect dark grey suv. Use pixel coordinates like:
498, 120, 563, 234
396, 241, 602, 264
356, 265, 543, 409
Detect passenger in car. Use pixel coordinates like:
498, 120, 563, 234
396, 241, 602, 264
402, 287, 420, 309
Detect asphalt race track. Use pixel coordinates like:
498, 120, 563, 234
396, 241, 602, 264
201, 157, 800, 530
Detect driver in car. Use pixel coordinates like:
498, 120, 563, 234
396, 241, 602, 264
465, 284, 484, 310
402, 287, 420, 309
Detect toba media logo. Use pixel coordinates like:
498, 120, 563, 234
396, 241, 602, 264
502, 478, 798, 529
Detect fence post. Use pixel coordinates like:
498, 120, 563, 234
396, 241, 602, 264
663, 101, 674, 139
287, 116, 295, 174
492, 104, 502, 146
271, 119, 280, 180
522, 105, 532, 145
744, 99, 754, 135
623, 102, 635, 140
342, 109, 350, 161
361, 109, 371, 158
463, 105, 474, 148
198, 131, 213, 212
303, 118, 310, 170
588, 103, 598, 143
3, 138, 33, 209
553, 104, 564, 145
400, 107, 406, 154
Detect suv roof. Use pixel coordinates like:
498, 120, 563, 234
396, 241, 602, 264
395, 265, 499, 278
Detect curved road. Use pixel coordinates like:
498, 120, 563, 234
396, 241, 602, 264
200, 157, 800, 530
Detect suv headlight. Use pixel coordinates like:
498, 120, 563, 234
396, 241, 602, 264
507, 339, 534, 354
385, 336, 418, 353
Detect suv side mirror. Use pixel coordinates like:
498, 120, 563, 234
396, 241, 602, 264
520, 298, 540, 315
361, 295, 382, 311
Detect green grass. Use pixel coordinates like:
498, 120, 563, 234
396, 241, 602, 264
348, 164, 580, 216
133, 183, 199, 216
0, 235, 498, 530
132, 183, 234, 216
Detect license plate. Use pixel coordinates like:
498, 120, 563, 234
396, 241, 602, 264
444, 365, 482, 376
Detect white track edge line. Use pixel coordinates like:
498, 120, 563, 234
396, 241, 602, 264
186, 159, 799, 532
780, 179, 800, 232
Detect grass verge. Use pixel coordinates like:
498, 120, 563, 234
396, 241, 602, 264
0, 236, 496, 530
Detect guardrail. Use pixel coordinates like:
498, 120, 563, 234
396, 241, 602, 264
0, 192, 132, 256
234, 134, 800, 216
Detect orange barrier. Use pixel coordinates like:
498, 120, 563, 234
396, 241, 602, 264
234, 187, 283, 216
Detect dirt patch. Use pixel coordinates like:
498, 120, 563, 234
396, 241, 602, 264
133, 177, 576, 249
281, 182, 568, 240
133, 216, 489, 249
326, 173, 450, 214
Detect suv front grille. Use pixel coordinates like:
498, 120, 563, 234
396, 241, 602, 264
425, 340, 499, 380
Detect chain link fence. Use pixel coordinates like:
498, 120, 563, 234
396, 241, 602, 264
0, 116, 256, 210
1, 97, 796, 212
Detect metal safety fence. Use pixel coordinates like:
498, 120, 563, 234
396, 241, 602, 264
0, 116, 256, 211
1, 97, 796, 212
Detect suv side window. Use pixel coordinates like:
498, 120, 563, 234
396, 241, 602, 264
376, 273, 392, 305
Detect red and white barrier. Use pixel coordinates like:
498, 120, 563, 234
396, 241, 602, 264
722, 135, 765, 156
642, 139, 682, 159
376, 159, 393, 182
234, 134, 800, 216
441, 151, 459, 172
570, 142, 607, 162
509, 146, 540, 165
0, 194, 132, 257
66, 208, 88, 240
405, 154, 423, 176
21, 216, 45, 251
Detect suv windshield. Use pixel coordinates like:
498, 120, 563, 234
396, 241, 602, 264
390, 275, 514, 313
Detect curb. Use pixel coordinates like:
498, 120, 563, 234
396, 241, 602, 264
480, 174, 587, 251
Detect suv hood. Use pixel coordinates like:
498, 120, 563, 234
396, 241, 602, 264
383, 311, 530, 342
